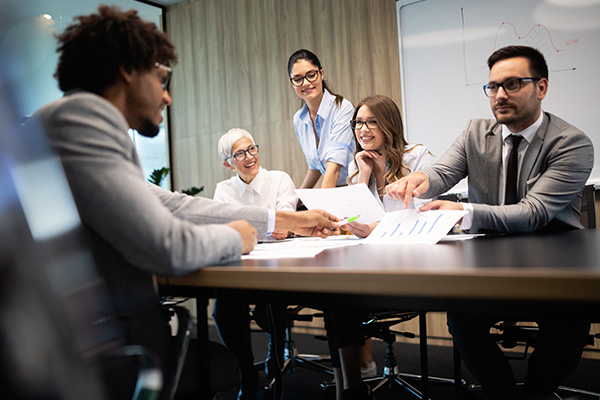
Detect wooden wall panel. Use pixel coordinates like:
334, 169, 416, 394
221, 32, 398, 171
166, 0, 401, 198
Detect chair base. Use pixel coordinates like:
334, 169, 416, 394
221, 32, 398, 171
320, 351, 464, 399
367, 365, 427, 399
263, 337, 334, 392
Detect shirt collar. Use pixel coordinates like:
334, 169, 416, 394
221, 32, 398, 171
299, 89, 334, 122
501, 111, 544, 143
234, 167, 265, 196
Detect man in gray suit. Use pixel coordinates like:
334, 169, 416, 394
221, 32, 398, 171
31, 5, 339, 399
387, 46, 593, 399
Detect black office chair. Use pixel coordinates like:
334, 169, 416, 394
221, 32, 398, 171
158, 303, 194, 400
319, 311, 464, 400
362, 311, 462, 399
257, 305, 334, 394
579, 184, 596, 229
0, 124, 165, 400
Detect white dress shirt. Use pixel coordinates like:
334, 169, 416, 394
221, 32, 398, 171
214, 167, 298, 233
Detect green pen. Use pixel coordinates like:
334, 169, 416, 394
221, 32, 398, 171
337, 215, 360, 226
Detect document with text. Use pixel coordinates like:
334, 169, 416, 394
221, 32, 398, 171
363, 209, 468, 245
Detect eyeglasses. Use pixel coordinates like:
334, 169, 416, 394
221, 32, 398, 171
226, 145, 259, 162
483, 77, 540, 97
350, 119, 379, 130
289, 69, 320, 87
154, 62, 172, 91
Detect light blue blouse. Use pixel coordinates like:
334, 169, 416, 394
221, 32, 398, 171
292, 89, 355, 186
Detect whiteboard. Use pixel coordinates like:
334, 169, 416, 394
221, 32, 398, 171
396, 0, 600, 190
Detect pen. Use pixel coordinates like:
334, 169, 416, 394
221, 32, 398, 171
337, 215, 360, 226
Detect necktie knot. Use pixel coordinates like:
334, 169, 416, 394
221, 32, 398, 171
507, 134, 523, 149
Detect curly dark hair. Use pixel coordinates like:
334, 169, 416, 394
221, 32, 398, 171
54, 5, 177, 94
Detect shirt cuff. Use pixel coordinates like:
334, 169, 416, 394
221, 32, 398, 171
459, 203, 474, 230
267, 209, 276, 234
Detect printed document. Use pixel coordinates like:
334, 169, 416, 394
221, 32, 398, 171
364, 209, 468, 245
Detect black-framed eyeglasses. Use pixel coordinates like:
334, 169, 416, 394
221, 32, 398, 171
154, 62, 172, 91
483, 77, 540, 97
350, 119, 379, 130
226, 145, 259, 162
289, 69, 320, 87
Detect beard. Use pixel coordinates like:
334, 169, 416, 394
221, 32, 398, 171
137, 118, 160, 138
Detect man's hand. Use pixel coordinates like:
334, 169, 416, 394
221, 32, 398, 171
342, 221, 378, 239
275, 210, 340, 238
419, 200, 464, 225
385, 172, 430, 208
419, 200, 464, 211
226, 220, 257, 254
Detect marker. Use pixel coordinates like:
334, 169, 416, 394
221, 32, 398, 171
337, 215, 360, 226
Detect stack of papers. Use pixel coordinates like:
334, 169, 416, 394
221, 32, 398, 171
242, 236, 361, 259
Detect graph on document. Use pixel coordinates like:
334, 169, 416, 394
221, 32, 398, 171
378, 213, 444, 239
365, 210, 467, 245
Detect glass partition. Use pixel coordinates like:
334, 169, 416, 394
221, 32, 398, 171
4, 0, 170, 188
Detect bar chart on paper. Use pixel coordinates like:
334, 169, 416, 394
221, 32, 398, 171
364, 209, 467, 245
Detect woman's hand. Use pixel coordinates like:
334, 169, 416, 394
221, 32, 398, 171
341, 221, 378, 239
270, 229, 289, 240
355, 150, 380, 174
355, 150, 386, 184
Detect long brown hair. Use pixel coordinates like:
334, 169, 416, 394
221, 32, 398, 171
349, 95, 418, 189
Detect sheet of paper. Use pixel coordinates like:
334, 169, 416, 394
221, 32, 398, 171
439, 233, 486, 242
242, 236, 361, 259
295, 184, 385, 224
363, 209, 468, 245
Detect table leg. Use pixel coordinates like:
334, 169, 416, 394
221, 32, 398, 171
196, 296, 211, 399
419, 312, 430, 399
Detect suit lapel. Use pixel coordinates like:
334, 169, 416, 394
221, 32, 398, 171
486, 126, 502, 205
519, 114, 548, 197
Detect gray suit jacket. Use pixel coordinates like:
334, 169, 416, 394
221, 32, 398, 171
421, 112, 594, 233
34, 91, 269, 314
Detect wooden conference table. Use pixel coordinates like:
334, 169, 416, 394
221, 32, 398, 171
159, 228, 600, 399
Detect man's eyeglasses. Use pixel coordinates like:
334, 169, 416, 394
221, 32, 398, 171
483, 77, 540, 97
290, 69, 320, 87
226, 145, 259, 162
350, 119, 379, 130
154, 62, 172, 91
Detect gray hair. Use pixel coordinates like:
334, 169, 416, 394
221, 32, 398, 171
218, 128, 256, 165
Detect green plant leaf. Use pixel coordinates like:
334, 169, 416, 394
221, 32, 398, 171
148, 167, 170, 186
181, 186, 204, 196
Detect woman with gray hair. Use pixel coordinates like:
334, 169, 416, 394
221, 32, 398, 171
213, 128, 296, 399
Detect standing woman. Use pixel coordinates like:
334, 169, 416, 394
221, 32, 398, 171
288, 49, 355, 189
